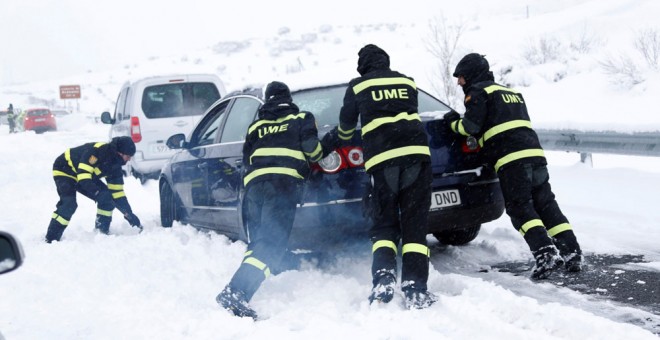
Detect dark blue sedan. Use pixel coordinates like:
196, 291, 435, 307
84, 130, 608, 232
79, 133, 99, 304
159, 83, 503, 249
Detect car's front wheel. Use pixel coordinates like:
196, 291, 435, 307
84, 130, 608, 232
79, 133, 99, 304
432, 225, 481, 246
160, 182, 177, 228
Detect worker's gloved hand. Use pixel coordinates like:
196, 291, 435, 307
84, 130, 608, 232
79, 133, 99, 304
443, 112, 460, 130
124, 213, 142, 229
321, 126, 340, 157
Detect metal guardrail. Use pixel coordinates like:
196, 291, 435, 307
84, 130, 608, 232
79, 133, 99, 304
536, 129, 660, 158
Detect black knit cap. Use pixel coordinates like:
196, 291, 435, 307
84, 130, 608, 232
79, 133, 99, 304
453, 53, 490, 81
357, 44, 390, 76
264, 81, 292, 103
111, 136, 136, 156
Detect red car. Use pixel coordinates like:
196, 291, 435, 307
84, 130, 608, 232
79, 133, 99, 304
24, 108, 57, 133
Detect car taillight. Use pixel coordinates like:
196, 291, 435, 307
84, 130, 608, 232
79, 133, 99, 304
314, 146, 364, 174
130, 116, 142, 143
461, 136, 480, 153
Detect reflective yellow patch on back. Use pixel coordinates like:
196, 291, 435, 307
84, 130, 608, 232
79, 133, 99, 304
89, 155, 98, 165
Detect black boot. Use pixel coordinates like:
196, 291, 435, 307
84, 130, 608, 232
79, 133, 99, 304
368, 271, 396, 304
95, 215, 111, 234
216, 286, 257, 320
45, 221, 66, 243
552, 231, 583, 272
531, 245, 564, 280
403, 288, 438, 310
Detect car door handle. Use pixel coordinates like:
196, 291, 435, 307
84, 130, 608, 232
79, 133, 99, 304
174, 121, 188, 127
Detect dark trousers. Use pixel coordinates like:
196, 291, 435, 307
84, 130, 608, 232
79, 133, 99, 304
498, 162, 575, 253
368, 161, 432, 292
226, 179, 300, 301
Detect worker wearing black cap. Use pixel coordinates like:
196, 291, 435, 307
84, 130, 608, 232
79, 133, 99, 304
45, 136, 142, 242
445, 53, 583, 279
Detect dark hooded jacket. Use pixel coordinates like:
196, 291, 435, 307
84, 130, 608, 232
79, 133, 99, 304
338, 44, 430, 173
242, 81, 324, 188
450, 54, 546, 173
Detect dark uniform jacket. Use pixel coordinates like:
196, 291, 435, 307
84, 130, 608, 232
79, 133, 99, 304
450, 80, 546, 173
52, 142, 133, 214
242, 100, 323, 189
338, 69, 430, 173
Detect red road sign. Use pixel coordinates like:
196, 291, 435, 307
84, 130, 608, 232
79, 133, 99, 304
59, 85, 81, 99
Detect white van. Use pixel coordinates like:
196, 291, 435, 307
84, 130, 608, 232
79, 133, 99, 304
101, 74, 226, 182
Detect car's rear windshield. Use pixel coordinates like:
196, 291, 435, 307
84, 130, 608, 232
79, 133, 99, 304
27, 109, 50, 117
141, 82, 221, 119
291, 85, 451, 128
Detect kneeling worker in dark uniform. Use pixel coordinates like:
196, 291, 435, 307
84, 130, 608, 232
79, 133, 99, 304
216, 81, 327, 319
445, 53, 583, 279
45, 136, 142, 242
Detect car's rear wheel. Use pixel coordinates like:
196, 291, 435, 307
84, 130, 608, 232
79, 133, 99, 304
160, 182, 177, 228
433, 225, 481, 246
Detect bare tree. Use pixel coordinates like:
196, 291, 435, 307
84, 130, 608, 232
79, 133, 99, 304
634, 27, 660, 69
522, 36, 561, 65
599, 54, 644, 87
425, 15, 467, 109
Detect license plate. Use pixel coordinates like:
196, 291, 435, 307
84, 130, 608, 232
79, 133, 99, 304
151, 144, 171, 153
430, 189, 461, 210
35, 118, 45, 122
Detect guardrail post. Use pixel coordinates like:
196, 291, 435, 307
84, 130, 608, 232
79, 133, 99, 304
580, 152, 593, 166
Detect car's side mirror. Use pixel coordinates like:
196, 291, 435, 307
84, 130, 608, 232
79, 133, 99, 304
0, 231, 24, 275
100, 111, 115, 124
166, 133, 188, 149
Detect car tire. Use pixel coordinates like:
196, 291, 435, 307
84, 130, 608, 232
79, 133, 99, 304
433, 225, 481, 246
160, 182, 177, 228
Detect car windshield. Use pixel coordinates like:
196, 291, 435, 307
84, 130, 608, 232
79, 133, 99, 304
141, 82, 221, 119
291, 84, 451, 128
27, 110, 50, 117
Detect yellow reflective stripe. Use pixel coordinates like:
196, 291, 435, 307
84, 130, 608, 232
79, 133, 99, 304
250, 147, 305, 164
52, 213, 70, 226
451, 119, 470, 137
97, 208, 113, 217
77, 173, 92, 181
338, 125, 355, 140
247, 113, 306, 135
244, 250, 253, 257
547, 223, 572, 237
352, 77, 417, 95
364, 145, 430, 171
484, 84, 519, 94
361, 112, 421, 136
112, 192, 126, 199
306, 142, 323, 162
372, 240, 397, 254
495, 149, 545, 173
64, 149, 75, 172
243, 167, 304, 186
53, 170, 77, 181
78, 163, 94, 173
482, 120, 532, 143
107, 183, 123, 190
243, 257, 271, 278
94, 142, 106, 148
402, 243, 430, 257
519, 219, 544, 236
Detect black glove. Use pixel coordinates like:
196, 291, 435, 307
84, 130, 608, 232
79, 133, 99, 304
443, 111, 460, 131
321, 126, 340, 156
124, 213, 142, 229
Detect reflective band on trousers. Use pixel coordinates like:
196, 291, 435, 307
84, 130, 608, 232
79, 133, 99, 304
53, 170, 77, 181
52, 213, 70, 226
352, 77, 417, 95
547, 223, 572, 237
372, 240, 397, 254
479, 120, 532, 146
364, 145, 430, 171
402, 243, 430, 257
243, 256, 271, 278
494, 149, 545, 173
243, 167, 304, 186
519, 219, 544, 236
97, 208, 113, 217
360, 112, 421, 136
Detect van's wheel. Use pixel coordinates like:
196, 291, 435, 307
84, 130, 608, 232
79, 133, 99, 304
160, 182, 177, 228
433, 225, 481, 246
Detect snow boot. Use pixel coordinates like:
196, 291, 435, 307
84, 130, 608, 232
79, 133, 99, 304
368, 273, 396, 304
531, 245, 565, 280
403, 289, 438, 310
94, 215, 111, 235
552, 231, 583, 272
216, 286, 257, 320
45, 220, 66, 243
